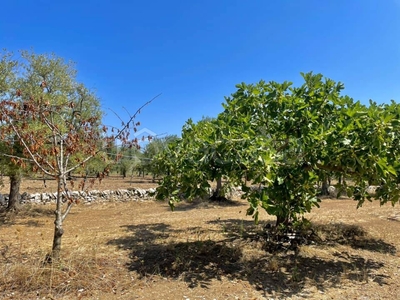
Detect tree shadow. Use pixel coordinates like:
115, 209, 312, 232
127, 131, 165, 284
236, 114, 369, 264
107, 222, 242, 289
108, 223, 172, 250
107, 219, 392, 298
127, 179, 155, 184
312, 223, 397, 255
170, 198, 244, 212
208, 219, 397, 255
319, 195, 352, 201
206, 218, 271, 240
0, 205, 55, 227
245, 252, 390, 298
0, 210, 12, 227
19, 220, 44, 227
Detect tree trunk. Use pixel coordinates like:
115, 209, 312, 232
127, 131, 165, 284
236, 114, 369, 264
52, 178, 64, 261
276, 214, 290, 227
321, 178, 329, 196
52, 220, 64, 261
216, 177, 222, 194
337, 177, 346, 198
210, 177, 224, 201
7, 173, 21, 211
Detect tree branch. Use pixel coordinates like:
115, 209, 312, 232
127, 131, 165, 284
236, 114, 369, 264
5, 120, 55, 176
112, 94, 161, 141
62, 202, 73, 222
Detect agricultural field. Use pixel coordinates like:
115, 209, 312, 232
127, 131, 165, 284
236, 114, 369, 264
0, 176, 399, 299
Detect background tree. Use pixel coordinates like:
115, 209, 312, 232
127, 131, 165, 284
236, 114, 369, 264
155, 117, 246, 205
116, 145, 142, 178
143, 135, 178, 181
0, 50, 27, 211
0, 141, 27, 210
0, 50, 153, 260
156, 72, 400, 227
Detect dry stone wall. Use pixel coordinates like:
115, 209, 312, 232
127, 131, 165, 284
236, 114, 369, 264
0, 188, 157, 206
0, 185, 381, 207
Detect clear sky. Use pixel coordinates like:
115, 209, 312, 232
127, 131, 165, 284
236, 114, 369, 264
1, 0, 399, 138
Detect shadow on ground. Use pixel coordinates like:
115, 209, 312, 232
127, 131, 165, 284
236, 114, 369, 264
0, 205, 55, 227
170, 198, 244, 212
209, 219, 397, 255
107, 220, 395, 298
127, 179, 155, 184
313, 222, 397, 254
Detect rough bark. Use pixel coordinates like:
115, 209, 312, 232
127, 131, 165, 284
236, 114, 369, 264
276, 214, 290, 227
52, 220, 64, 261
216, 177, 222, 193
7, 173, 21, 211
210, 177, 225, 201
51, 178, 64, 261
321, 178, 329, 196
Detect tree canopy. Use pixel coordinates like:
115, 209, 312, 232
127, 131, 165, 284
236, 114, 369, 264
0, 50, 152, 259
156, 72, 400, 226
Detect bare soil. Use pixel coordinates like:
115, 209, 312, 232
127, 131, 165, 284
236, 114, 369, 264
0, 176, 399, 299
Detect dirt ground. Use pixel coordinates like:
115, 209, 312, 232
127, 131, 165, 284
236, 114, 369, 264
0, 176, 400, 299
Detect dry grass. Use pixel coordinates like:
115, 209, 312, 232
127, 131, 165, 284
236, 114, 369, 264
0, 176, 399, 299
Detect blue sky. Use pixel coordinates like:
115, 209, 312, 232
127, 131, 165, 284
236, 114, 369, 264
1, 0, 399, 137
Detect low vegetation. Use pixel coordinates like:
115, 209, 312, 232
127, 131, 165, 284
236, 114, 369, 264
0, 176, 399, 299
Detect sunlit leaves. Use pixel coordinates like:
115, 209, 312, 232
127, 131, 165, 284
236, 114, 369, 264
157, 72, 400, 226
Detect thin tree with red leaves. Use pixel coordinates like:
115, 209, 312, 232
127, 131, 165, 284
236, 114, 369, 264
0, 50, 154, 260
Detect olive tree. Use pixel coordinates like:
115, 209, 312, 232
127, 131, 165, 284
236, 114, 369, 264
0, 51, 25, 211
142, 135, 178, 181
117, 146, 142, 178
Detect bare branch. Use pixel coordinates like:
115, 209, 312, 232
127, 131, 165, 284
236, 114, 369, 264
113, 93, 161, 141
4, 119, 55, 176
122, 106, 133, 119
64, 96, 160, 174
62, 202, 73, 221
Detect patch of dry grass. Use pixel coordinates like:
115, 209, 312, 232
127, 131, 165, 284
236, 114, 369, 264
0, 177, 399, 299
0, 241, 134, 299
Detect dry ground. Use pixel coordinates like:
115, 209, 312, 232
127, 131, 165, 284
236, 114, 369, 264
0, 176, 399, 299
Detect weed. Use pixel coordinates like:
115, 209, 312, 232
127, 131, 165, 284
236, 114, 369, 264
291, 264, 301, 282
268, 256, 279, 272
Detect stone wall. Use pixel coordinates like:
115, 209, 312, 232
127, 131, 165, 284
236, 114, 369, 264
0, 188, 157, 206
0, 185, 381, 207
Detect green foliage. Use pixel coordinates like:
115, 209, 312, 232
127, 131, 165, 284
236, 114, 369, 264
143, 135, 179, 178
0, 49, 152, 258
0, 51, 22, 179
0, 50, 105, 177
156, 72, 400, 226
117, 146, 142, 177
